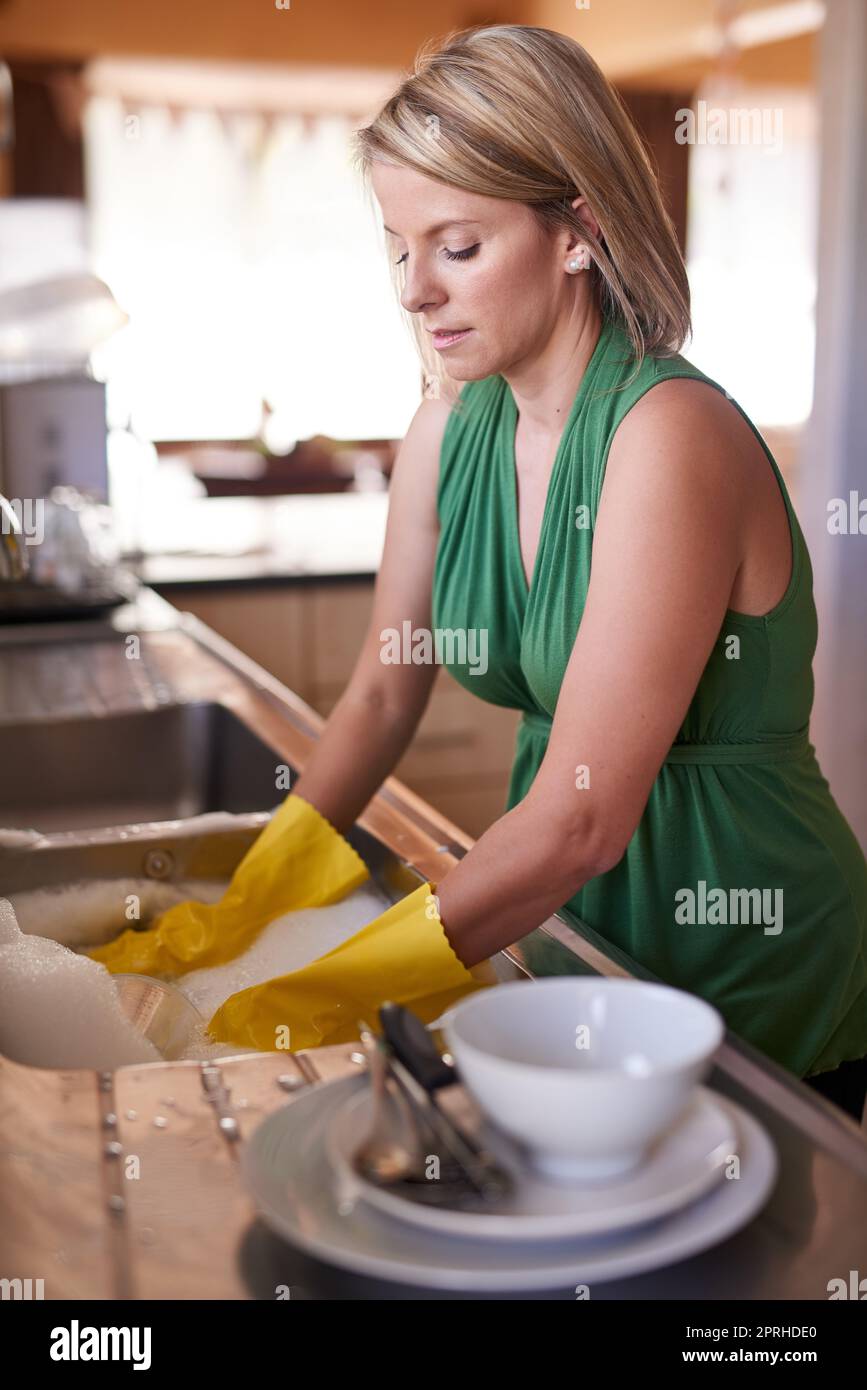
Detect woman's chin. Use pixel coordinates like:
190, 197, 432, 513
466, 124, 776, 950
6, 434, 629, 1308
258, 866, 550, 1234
447, 367, 487, 382
440, 352, 498, 383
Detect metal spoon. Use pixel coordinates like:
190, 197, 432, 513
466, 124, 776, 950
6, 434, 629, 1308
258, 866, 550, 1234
351, 1020, 422, 1186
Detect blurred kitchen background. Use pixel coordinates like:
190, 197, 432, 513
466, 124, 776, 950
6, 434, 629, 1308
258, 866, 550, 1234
0, 0, 864, 847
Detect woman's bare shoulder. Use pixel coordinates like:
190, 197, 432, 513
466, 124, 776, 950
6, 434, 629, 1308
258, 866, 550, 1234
386, 394, 456, 529
408, 392, 455, 443
610, 374, 773, 510
615, 375, 766, 471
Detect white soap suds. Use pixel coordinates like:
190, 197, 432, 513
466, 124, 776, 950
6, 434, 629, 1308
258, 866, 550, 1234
177, 884, 387, 1019
10, 878, 224, 949
0, 879, 390, 1068
0, 898, 162, 1069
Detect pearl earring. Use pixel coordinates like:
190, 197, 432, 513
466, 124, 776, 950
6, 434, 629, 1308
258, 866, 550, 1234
567, 246, 591, 273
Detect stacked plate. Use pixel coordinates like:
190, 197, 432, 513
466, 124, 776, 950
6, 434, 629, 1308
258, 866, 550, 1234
241, 1070, 777, 1293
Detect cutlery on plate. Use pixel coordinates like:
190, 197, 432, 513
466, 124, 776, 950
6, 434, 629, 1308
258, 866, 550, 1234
376, 1005, 514, 1204
379, 999, 456, 1091
351, 1021, 421, 1186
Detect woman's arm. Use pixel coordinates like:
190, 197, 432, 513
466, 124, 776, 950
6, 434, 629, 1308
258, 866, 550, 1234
436, 379, 751, 965
291, 394, 452, 833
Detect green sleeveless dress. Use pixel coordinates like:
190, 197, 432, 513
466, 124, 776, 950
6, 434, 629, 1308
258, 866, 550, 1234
432, 315, 867, 1080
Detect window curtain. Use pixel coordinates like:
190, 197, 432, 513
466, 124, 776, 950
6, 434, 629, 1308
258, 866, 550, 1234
84, 96, 420, 443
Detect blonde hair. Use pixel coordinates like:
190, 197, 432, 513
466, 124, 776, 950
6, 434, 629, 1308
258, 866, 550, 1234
352, 24, 691, 401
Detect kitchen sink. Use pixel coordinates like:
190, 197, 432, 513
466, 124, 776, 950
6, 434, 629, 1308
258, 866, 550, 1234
0, 812, 421, 908
0, 615, 527, 992
0, 701, 287, 833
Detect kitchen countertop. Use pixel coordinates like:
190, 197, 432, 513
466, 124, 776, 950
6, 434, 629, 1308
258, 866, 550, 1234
0, 590, 865, 1300
3, 1036, 866, 1302
128, 492, 387, 590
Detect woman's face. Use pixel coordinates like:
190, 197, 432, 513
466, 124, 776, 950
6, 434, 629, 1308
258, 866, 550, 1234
371, 162, 579, 382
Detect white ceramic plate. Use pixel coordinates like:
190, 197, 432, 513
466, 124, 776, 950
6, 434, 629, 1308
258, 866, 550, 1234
325, 1083, 739, 1243
241, 1073, 778, 1293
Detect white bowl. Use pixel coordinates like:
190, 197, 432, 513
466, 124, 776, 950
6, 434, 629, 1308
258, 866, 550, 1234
443, 979, 724, 1183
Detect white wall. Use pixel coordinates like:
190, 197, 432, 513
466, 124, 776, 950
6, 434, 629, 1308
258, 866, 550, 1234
802, 0, 867, 850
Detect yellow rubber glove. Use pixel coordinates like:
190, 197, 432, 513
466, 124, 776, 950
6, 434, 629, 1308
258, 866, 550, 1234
89, 794, 369, 977
206, 881, 493, 1052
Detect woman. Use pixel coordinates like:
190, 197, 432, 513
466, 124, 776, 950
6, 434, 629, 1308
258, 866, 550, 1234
293, 25, 867, 1119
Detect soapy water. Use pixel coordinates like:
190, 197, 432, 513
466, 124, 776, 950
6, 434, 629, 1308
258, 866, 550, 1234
177, 887, 389, 1019
0, 879, 389, 1070
0, 897, 163, 1069
10, 877, 225, 949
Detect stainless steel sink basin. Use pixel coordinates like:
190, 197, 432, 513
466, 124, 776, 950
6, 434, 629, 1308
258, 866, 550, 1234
0, 615, 527, 998
0, 702, 286, 832
0, 816, 408, 908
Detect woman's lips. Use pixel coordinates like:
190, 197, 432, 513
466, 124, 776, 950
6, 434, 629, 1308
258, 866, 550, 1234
431, 328, 472, 351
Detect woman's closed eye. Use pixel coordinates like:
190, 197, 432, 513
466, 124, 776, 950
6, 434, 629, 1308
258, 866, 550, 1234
394, 243, 481, 266
444, 243, 480, 261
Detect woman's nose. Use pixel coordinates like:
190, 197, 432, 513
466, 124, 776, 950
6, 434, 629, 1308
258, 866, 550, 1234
400, 262, 444, 316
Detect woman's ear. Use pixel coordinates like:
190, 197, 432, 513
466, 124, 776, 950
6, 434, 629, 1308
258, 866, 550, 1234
570, 195, 601, 244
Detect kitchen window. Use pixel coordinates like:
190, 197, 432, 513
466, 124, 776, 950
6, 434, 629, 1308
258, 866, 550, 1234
83, 62, 421, 445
